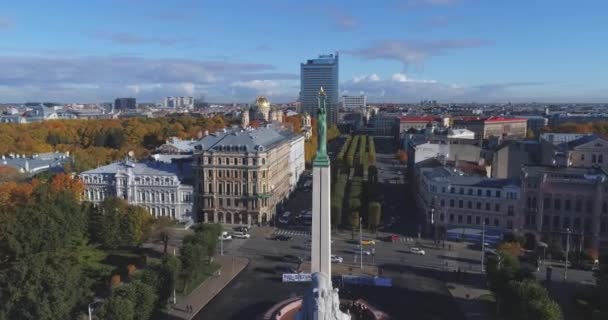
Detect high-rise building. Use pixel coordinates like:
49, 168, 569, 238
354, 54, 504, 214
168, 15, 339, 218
114, 97, 137, 110
164, 96, 194, 109
300, 53, 339, 126
342, 95, 366, 109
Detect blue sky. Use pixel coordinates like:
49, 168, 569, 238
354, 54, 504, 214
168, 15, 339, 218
0, 0, 606, 103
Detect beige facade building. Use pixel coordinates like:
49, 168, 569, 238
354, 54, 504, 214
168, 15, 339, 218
192, 126, 304, 225
521, 166, 608, 256
452, 117, 527, 140
564, 135, 608, 169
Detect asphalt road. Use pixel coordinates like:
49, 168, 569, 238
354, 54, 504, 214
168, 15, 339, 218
194, 135, 599, 320
195, 221, 473, 320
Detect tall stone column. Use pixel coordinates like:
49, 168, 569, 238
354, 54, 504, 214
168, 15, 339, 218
311, 87, 331, 277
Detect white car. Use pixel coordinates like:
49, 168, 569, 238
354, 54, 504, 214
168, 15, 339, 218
409, 247, 425, 255
232, 232, 250, 239
218, 231, 232, 241
331, 255, 343, 263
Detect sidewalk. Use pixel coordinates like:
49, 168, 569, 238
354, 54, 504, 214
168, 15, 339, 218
447, 276, 495, 320
164, 255, 250, 320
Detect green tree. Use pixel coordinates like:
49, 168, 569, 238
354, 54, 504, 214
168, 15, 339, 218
122, 205, 153, 247
0, 252, 90, 320
159, 231, 170, 254
368, 202, 382, 232
327, 124, 340, 141
117, 281, 157, 320
157, 255, 181, 305
98, 295, 135, 320
349, 211, 360, 240
91, 197, 153, 248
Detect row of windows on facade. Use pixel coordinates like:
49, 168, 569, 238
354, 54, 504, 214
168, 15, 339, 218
86, 190, 191, 202
198, 156, 266, 166
579, 153, 605, 163
524, 214, 606, 233
430, 185, 517, 199
435, 198, 513, 214
527, 196, 608, 214
82, 175, 177, 186
146, 206, 177, 218
201, 183, 267, 195
207, 169, 267, 179
202, 197, 268, 209
527, 182, 608, 193
437, 213, 507, 228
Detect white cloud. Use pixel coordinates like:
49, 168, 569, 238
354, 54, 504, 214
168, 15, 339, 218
353, 74, 381, 83
347, 39, 491, 68
0, 55, 298, 102
391, 73, 408, 82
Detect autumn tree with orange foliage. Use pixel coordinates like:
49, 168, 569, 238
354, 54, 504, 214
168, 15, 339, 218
50, 173, 84, 199
396, 150, 408, 163
546, 121, 608, 135
498, 241, 523, 257
0, 115, 228, 172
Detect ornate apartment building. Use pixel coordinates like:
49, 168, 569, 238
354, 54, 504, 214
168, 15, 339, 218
192, 126, 305, 225
417, 166, 522, 234
80, 159, 194, 221
521, 166, 608, 255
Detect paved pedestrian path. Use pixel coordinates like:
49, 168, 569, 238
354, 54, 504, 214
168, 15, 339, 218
164, 255, 250, 320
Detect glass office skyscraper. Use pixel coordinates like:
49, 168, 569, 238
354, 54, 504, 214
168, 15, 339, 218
300, 53, 339, 126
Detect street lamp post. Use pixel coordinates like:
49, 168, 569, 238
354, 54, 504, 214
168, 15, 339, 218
88, 299, 102, 320
220, 237, 224, 256
431, 207, 436, 246
359, 216, 363, 271
481, 220, 486, 273
173, 248, 177, 305
564, 228, 571, 281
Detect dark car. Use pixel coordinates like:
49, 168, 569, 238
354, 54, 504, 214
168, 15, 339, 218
283, 254, 303, 263
271, 235, 292, 241
234, 226, 250, 233
275, 265, 297, 274
383, 234, 400, 242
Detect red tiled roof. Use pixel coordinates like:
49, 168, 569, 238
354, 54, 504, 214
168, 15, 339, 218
400, 116, 440, 123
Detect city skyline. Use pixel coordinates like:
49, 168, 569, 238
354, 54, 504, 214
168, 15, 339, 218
0, 0, 606, 103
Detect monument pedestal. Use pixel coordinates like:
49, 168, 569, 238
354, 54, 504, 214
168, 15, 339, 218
311, 160, 331, 276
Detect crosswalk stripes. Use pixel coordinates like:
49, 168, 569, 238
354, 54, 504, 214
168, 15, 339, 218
397, 237, 416, 243
273, 229, 311, 237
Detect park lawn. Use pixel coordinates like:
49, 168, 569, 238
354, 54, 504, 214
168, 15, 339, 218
177, 262, 221, 296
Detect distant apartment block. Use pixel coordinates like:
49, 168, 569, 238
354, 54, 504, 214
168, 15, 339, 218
452, 116, 527, 140
164, 96, 194, 109
399, 116, 441, 133
521, 166, 608, 255
371, 113, 399, 136
1, 152, 71, 175
416, 166, 521, 234
342, 95, 366, 109
114, 97, 137, 110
